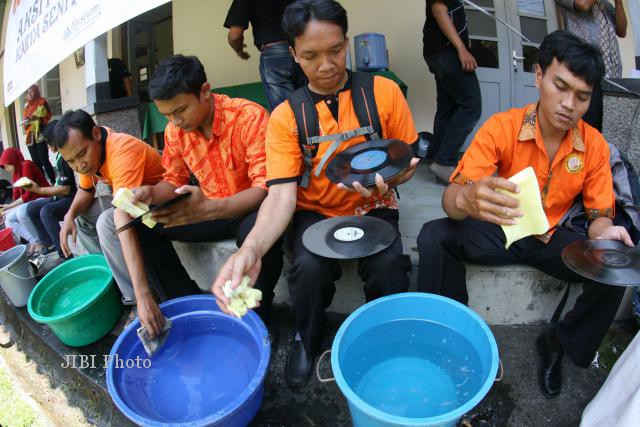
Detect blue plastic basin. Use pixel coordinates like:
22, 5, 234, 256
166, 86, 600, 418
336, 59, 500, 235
106, 295, 270, 426
331, 293, 499, 427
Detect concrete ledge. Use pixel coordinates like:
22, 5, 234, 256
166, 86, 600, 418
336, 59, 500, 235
171, 240, 634, 325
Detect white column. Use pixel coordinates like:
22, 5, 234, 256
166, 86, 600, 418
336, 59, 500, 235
85, 33, 110, 104
626, 0, 639, 72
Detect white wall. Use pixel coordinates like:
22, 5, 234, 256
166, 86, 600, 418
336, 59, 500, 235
59, 55, 87, 112
619, 0, 637, 77
346, 0, 432, 131
172, 0, 262, 88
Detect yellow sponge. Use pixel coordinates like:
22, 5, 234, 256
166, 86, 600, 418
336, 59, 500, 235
111, 187, 157, 228
13, 177, 33, 188
222, 276, 263, 318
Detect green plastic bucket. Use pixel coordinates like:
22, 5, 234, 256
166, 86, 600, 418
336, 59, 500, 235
28, 254, 122, 347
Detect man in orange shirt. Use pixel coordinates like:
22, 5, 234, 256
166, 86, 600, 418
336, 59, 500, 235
123, 54, 283, 338
212, 0, 419, 387
417, 31, 631, 398
53, 110, 200, 315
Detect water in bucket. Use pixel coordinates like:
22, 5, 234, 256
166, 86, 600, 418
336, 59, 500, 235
116, 313, 260, 423
341, 319, 484, 418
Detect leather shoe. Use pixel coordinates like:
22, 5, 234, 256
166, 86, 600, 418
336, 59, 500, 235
537, 330, 563, 398
286, 339, 314, 388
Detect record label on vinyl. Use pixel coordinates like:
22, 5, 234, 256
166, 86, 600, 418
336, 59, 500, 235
350, 150, 387, 171
334, 227, 364, 242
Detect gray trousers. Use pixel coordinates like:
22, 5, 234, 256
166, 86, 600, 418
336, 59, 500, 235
75, 196, 156, 305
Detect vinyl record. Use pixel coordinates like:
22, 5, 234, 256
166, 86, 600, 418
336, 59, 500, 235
561, 239, 640, 287
302, 215, 397, 260
326, 139, 413, 187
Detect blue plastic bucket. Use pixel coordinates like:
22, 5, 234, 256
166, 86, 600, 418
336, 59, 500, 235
331, 293, 499, 427
106, 295, 270, 426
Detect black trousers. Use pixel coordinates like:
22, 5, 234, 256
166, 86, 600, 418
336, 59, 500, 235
290, 209, 410, 355
135, 210, 283, 324
424, 49, 482, 166
417, 217, 625, 368
27, 142, 55, 184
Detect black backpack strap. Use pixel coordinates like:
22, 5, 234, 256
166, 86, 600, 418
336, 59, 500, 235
351, 72, 383, 140
288, 87, 320, 188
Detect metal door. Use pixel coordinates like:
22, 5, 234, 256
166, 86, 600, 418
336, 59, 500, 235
463, 0, 558, 148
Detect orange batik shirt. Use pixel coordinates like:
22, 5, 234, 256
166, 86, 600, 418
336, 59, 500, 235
162, 94, 268, 198
451, 104, 615, 242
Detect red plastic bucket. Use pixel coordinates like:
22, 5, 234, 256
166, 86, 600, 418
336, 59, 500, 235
0, 228, 16, 251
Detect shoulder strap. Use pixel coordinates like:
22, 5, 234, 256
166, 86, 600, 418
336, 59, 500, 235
288, 87, 320, 147
288, 87, 320, 188
351, 72, 383, 140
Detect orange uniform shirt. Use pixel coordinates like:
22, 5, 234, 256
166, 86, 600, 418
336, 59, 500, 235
266, 75, 418, 218
162, 94, 268, 199
78, 127, 164, 192
451, 104, 615, 242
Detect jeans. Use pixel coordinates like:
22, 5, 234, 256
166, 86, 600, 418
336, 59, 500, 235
259, 43, 306, 111
417, 217, 625, 368
425, 49, 482, 166
26, 197, 73, 258
27, 142, 55, 184
5, 202, 40, 244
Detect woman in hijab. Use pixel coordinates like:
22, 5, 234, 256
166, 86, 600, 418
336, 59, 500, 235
0, 147, 51, 257
22, 84, 56, 183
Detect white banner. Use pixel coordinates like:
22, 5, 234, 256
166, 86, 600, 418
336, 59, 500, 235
3, 0, 171, 106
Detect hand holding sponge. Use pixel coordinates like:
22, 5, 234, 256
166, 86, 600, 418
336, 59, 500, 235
13, 177, 33, 188
223, 276, 262, 318
111, 187, 157, 228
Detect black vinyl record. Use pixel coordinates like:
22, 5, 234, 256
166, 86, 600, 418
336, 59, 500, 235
326, 139, 413, 187
302, 215, 397, 260
561, 239, 640, 287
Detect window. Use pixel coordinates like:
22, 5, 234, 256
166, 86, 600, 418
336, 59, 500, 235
19, 66, 63, 119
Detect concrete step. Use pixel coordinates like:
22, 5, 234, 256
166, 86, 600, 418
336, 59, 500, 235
172, 240, 635, 326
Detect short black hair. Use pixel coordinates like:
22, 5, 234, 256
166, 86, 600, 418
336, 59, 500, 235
149, 54, 207, 100
538, 30, 605, 88
282, 0, 348, 47
53, 110, 96, 149
42, 119, 59, 147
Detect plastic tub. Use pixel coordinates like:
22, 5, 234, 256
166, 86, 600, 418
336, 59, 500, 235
107, 295, 270, 426
331, 293, 499, 427
0, 245, 36, 307
28, 254, 122, 347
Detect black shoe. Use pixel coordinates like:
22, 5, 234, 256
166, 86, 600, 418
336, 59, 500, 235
537, 330, 563, 398
286, 338, 314, 388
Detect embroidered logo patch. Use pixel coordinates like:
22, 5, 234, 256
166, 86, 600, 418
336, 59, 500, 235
565, 153, 584, 174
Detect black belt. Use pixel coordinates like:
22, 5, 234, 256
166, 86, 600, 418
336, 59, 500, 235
260, 40, 288, 51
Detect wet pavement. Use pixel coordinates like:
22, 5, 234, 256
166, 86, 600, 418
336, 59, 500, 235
252, 306, 634, 426
0, 271, 635, 427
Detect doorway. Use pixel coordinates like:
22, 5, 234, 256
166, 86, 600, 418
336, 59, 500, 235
464, 0, 558, 148
124, 2, 173, 102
